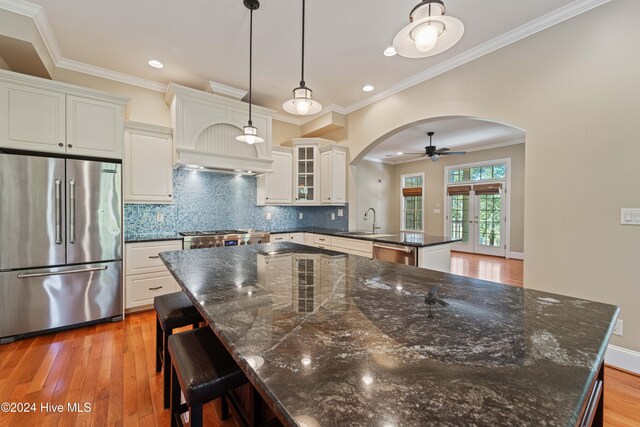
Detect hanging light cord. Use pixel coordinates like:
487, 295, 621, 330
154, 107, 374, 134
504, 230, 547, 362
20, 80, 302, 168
248, 8, 254, 125
300, 0, 305, 87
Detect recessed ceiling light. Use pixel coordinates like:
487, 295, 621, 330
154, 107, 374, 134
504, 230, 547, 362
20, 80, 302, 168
148, 59, 164, 69
362, 85, 375, 92
397, 152, 404, 155
383, 47, 397, 57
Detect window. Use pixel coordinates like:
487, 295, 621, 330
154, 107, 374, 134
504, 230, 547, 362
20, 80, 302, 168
448, 163, 506, 183
401, 174, 423, 231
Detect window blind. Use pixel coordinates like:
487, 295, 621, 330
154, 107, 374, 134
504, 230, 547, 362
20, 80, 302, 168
402, 187, 422, 197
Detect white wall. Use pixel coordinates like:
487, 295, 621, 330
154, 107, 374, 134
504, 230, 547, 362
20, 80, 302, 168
340, 0, 640, 352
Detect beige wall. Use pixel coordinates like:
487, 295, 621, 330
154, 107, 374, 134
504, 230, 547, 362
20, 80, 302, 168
389, 143, 525, 253
272, 120, 301, 146
343, 0, 640, 352
354, 160, 396, 231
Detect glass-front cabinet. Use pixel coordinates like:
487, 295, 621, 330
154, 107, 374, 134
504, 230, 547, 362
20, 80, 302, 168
293, 142, 319, 204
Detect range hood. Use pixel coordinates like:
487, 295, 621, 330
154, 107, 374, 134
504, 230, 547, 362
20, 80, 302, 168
165, 83, 274, 174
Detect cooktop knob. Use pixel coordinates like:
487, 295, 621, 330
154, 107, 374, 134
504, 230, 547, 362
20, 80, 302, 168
257, 239, 262, 244
246, 240, 252, 245
240, 241, 246, 245
216, 242, 222, 247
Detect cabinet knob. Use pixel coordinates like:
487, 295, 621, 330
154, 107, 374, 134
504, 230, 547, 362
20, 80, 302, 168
67, 144, 73, 148
168, 194, 172, 197
266, 197, 269, 200
58, 143, 64, 147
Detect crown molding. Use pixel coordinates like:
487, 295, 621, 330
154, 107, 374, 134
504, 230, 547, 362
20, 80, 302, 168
57, 58, 168, 92
345, 0, 612, 114
206, 81, 247, 100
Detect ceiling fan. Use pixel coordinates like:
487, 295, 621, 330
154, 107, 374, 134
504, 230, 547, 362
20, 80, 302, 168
405, 131, 466, 161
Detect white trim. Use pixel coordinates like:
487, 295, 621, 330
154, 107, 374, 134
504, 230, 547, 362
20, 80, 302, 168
508, 252, 524, 260
206, 81, 247, 100
57, 58, 168, 92
606, 345, 640, 375
400, 172, 425, 232
443, 158, 512, 257
345, 0, 612, 115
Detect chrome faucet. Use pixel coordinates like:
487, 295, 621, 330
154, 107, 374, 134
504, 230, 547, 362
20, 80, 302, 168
363, 208, 381, 234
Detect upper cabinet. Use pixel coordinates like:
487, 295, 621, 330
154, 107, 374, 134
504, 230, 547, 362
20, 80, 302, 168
0, 69, 129, 159
257, 146, 293, 205
293, 142, 320, 205
260, 137, 347, 206
165, 83, 274, 173
320, 145, 347, 205
124, 122, 174, 204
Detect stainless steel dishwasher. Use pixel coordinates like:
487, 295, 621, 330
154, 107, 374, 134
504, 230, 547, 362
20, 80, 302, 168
372, 243, 418, 266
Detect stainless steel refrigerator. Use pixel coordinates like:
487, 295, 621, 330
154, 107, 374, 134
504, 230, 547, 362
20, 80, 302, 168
0, 151, 123, 343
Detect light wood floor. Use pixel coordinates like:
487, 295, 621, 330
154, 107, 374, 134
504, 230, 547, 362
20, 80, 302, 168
0, 252, 637, 426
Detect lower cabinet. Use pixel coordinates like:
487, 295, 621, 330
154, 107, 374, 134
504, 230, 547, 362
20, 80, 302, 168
125, 240, 182, 310
271, 234, 289, 243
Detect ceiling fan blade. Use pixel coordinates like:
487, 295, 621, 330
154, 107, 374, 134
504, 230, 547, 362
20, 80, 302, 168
440, 151, 466, 156
403, 153, 427, 156
435, 147, 450, 153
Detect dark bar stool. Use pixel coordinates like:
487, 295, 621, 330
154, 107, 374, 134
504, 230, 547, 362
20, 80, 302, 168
155, 292, 203, 409
168, 327, 248, 427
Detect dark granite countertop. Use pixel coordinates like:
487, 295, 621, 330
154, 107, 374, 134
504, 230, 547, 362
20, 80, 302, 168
124, 231, 183, 243
270, 227, 461, 248
160, 243, 618, 427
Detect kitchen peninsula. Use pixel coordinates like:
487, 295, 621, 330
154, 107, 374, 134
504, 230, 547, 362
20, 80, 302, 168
160, 243, 618, 427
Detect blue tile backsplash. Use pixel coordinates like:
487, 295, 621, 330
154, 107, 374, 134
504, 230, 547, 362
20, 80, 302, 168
124, 169, 349, 234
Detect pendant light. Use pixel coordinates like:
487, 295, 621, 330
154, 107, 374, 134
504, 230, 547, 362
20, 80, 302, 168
236, 0, 264, 144
393, 0, 464, 59
283, 0, 322, 116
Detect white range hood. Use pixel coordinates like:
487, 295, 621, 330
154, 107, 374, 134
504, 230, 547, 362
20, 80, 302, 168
165, 83, 274, 174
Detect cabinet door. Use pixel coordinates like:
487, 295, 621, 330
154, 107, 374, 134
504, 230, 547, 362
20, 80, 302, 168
294, 145, 318, 204
0, 83, 65, 153
66, 96, 124, 159
265, 150, 293, 204
126, 271, 180, 309
271, 234, 290, 243
332, 149, 347, 204
289, 233, 304, 244
320, 150, 332, 203
124, 128, 174, 203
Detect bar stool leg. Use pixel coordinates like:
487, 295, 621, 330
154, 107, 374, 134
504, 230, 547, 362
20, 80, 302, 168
190, 403, 203, 427
221, 395, 229, 420
170, 365, 181, 427
163, 329, 172, 409
155, 317, 162, 373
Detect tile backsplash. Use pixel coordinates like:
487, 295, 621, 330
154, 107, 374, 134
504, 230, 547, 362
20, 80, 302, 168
124, 169, 349, 234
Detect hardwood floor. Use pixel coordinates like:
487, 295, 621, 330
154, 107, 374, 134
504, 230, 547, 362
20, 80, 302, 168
450, 251, 524, 287
0, 252, 637, 426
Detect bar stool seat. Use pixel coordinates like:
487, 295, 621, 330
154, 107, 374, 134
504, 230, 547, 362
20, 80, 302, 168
168, 327, 248, 427
155, 292, 203, 409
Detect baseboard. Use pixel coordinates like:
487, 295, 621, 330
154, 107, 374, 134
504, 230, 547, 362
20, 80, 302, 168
605, 345, 640, 375
508, 251, 524, 260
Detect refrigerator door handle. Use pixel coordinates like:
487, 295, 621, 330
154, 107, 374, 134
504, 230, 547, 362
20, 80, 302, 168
17, 266, 108, 279
69, 179, 76, 243
55, 179, 63, 244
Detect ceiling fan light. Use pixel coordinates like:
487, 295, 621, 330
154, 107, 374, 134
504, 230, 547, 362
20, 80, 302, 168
236, 124, 264, 144
392, 0, 464, 59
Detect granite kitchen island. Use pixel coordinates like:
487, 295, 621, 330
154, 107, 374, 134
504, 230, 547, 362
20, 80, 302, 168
160, 243, 618, 427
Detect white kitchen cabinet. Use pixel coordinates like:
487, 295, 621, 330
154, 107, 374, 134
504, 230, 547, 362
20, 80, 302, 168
257, 147, 293, 205
271, 234, 290, 243
0, 70, 128, 158
320, 145, 347, 205
66, 96, 124, 158
293, 142, 319, 205
0, 82, 65, 153
124, 122, 174, 203
125, 240, 182, 310
289, 233, 304, 244
304, 233, 315, 246
331, 236, 373, 257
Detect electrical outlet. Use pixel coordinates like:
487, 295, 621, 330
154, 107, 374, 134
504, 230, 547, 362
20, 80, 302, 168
331, 213, 336, 220
299, 213, 303, 220
614, 319, 623, 336
266, 212, 272, 221
156, 213, 164, 223
337, 208, 344, 217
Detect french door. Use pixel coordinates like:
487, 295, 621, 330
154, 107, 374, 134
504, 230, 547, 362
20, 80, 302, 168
448, 186, 506, 257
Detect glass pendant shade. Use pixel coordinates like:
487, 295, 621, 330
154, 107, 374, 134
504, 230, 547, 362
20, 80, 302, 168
236, 124, 264, 144
393, 0, 464, 59
283, 86, 322, 115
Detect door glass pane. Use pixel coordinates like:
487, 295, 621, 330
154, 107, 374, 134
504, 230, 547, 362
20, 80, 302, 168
298, 161, 306, 174
450, 195, 470, 243
299, 147, 306, 160
477, 194, 501, 247
307, 161, 313, 173
307, 175, 314, 187
306, 147, 313, 159
307, 188, 314, 200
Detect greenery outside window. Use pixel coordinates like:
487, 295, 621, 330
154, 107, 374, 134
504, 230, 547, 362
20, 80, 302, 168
449, 163, 506, 183
401, 174, 423, 231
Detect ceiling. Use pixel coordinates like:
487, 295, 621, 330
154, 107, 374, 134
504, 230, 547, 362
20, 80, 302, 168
363, 117, 525, 164
19, 0, 597, 116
